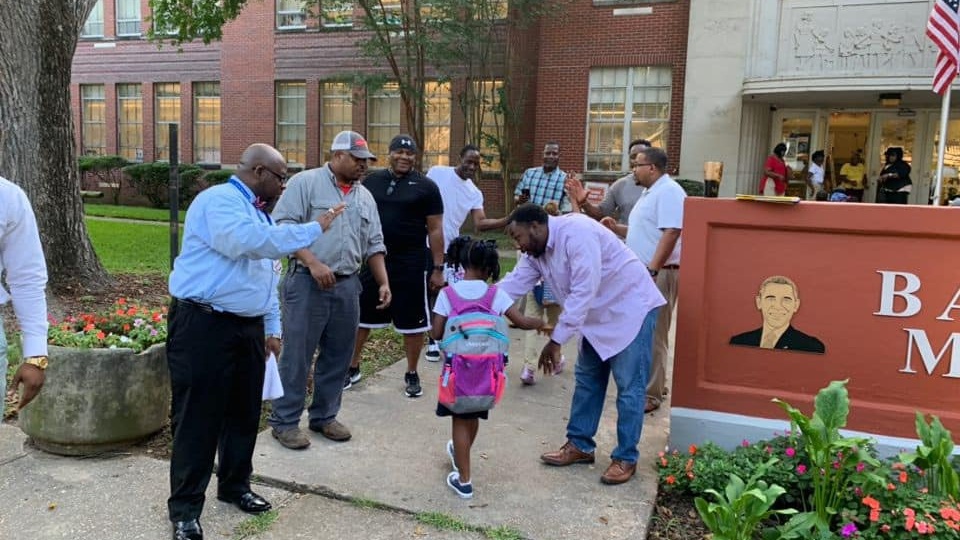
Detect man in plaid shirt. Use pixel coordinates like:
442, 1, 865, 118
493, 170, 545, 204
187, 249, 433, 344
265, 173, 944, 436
512, 141, 569, 385
515, 142, 568, 208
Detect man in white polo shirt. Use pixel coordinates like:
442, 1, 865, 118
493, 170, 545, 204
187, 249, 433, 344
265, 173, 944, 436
601, 146, 684, 414
423, 144, 509, 360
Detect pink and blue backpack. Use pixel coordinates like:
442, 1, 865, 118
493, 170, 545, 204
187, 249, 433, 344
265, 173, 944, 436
437, 285, 509, 414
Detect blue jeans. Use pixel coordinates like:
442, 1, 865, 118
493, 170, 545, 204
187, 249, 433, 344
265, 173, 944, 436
566, 307, 658, 464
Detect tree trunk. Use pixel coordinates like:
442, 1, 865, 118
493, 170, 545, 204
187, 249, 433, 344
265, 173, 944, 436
0, 0, 111, 292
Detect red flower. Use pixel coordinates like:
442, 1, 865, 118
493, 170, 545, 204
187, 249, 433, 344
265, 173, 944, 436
899, 471, 908, 483
83, 323, 95, 332
904, 508, 916, 531
665, 475, 676, 484
96, 331, 105, 340
152, 312, 162, 322
117, 298, 127, 305
123, 324, 131, 332
688, 444, 697, 456
862, 496, 880, 510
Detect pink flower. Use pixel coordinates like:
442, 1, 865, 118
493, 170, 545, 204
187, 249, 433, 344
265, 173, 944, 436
856, 462, 865, 473
796, 464, 807, 475
785, 447, 796, 457
741, 439, 750, 447
841, 522, 858, 537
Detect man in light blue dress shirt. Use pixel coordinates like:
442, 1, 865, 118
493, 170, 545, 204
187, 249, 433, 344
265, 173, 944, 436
166, 143, 344, 540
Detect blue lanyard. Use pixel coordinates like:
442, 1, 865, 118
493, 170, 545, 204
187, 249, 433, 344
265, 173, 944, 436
229, 177, 272, 225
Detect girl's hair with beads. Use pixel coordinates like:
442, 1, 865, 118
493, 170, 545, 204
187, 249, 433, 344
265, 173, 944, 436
445, 236, 500, 282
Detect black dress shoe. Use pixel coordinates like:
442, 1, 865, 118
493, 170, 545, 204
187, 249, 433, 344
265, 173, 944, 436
217, 491, 272, 514
172, 519, 203, 540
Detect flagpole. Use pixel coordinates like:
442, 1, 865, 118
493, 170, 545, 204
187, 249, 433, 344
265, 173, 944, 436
934, 85, 952, 206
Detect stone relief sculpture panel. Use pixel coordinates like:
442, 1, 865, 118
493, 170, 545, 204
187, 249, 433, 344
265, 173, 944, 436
778, 1, 936, 75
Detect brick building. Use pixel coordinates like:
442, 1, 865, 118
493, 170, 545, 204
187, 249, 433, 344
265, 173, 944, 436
71, 0, 689, 214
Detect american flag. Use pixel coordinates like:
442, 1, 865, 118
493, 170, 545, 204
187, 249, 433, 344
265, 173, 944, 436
927, 0, 960, 95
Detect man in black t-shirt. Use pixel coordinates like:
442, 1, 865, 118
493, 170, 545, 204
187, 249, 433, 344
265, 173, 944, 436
349, 134, 445, 397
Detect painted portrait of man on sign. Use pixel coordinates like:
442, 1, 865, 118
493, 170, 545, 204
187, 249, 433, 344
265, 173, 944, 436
729, 275, 825, 354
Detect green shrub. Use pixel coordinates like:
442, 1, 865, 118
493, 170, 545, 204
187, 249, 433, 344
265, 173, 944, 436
203, 169, 235, 186
123, 162, 204, 208
79, 155, 129, 204
675, 178, 705, 197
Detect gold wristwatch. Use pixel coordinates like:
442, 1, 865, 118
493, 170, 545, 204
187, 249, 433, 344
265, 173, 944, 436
24, 356, 49, 370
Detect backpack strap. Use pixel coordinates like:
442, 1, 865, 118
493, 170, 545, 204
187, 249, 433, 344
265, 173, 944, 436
477, 284, 498, 313
445, 284, 498, 316
444, 286, 470, 316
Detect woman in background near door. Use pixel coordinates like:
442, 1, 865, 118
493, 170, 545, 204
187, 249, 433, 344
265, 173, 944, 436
838, 152, 867, 202
878, 147, 911, 205
760, 143, 789, 196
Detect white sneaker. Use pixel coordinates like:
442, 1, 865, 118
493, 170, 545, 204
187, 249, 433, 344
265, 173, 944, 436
553, 355, 567, 375
520, 364, 536, 385
425, 340, 441, 362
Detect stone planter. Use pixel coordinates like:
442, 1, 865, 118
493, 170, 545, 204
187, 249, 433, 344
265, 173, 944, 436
19, 343, 170, 456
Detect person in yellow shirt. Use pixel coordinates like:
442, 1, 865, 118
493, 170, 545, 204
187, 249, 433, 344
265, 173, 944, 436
838, 153, 867, 202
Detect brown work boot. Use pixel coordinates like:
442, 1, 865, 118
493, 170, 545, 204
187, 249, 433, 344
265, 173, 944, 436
310, 419, 352, 441
600, 460, 637, 485
540, 441, 595, 466
272, 427, 311, 450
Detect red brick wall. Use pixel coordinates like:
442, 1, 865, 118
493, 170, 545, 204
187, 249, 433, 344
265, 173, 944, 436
531, 0, 689, 179
220, 2, 276, 166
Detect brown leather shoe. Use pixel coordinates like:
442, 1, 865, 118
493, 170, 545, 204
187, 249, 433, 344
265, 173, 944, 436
540, 441, 595, 466
600, 459, 637, 484
310, 419, 352, 441
645, 396, 661, 414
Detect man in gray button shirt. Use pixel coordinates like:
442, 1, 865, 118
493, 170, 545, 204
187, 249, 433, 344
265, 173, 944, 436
567, 139, 650, 224
268, 131, 391, 450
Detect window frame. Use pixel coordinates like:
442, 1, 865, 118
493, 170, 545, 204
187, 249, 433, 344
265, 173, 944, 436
81, 0, 104, 38
422, 81, 452, 169
277, 0, 308, 30
322, 0, 354, 28
584, 66, 672, 173
115, 0, 142, 37
276, 81, 307, 168
80, 84, 107, 156
154, 83, 181, 162
365, 82, 401, 159
117, 83, 144, 163
193, 82, 221, 165
320, 82, 354, 158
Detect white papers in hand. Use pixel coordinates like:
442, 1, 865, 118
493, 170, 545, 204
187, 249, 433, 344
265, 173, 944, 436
263, 353, 284, 400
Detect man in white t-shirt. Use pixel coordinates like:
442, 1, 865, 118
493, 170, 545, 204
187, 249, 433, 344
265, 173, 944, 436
424, 144, 510, 359
601, 147, 684, 414
807, 150, 826, 199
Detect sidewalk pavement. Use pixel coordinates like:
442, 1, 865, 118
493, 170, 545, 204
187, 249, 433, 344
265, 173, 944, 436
0, 328, 671, 539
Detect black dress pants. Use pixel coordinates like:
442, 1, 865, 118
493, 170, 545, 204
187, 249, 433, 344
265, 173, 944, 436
166, 300, 266, 522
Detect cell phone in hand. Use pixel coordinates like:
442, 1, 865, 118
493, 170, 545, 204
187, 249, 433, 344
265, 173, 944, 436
521, 188, 531, 198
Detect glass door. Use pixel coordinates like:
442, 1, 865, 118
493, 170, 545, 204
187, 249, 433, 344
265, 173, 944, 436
868, 114, 917, 204
772, 110, 822, 197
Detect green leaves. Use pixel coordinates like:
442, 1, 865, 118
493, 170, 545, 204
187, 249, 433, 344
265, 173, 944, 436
899, 412, 960, 500
694, 462, 796, 540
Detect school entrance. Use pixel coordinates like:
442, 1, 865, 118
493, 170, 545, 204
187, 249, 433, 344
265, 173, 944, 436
772, 108, 960, 205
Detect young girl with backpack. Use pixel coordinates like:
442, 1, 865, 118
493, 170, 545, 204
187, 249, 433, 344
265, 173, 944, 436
430, 236, 545, 499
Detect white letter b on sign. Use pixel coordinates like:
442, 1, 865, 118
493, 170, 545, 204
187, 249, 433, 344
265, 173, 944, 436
875, 271, 921, 317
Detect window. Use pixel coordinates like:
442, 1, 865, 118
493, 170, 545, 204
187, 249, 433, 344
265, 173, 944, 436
366, 83, 400, 158
193, 82, 221, 165
277, 0, 307, 29
81, 0, 104, 37
117, 84, 143, 163
116, 0, 141, 36
585, 66, 671, 172
154, 83, 181, 161
423, 81, 451, 169
322, 0, 354, 28
374, 0, 402, 26
80, 85, 106, 156
472, 79, 504, 173
277, 82, 307, 167
321, 82, 353, 157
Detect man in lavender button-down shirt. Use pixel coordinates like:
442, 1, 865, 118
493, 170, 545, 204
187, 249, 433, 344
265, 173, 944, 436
498, 204, 665, 485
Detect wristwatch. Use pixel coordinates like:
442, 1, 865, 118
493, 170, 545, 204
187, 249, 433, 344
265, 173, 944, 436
24, 355, 49, 370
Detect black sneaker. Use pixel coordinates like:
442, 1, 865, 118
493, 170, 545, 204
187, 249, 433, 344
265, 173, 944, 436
404, 371, 423, 398
425, 339, 441, 362
344, 367, 361, 390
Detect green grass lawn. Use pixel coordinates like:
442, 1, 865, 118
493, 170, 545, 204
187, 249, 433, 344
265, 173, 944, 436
86, 218, 180, 274
85, 203, 185, 223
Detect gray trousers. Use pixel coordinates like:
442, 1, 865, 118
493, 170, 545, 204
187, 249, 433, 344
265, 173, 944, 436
268, 270, 360, 431
0, 318, 7, 404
